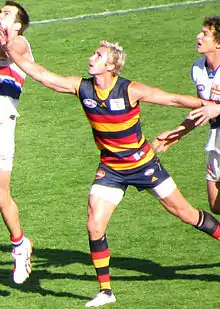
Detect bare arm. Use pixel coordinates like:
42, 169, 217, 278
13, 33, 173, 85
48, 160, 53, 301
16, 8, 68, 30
152, 117, 197, 153
152, 101, 220, 152
0, 28, 81, 94
129, 81, 207, 109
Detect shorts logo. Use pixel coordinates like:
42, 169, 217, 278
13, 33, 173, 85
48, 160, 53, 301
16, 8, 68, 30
83, 99, 97, 108
197, 84, 205, 92
144, 168, 154, 176
96, 169, 106, 179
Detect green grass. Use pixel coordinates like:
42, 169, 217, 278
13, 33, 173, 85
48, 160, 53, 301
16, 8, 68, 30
0, 0, 220, 308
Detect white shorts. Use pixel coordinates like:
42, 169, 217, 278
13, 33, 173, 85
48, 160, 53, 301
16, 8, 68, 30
89, 184, 125, 205
148, 177, 177, 199
0, 115, 17, 171
206, 151, 220, 182
89, 177, 177, 206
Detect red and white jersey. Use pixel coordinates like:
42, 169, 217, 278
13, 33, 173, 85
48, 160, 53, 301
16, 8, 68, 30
0, 36, 34, 122
191, 56, 220, 154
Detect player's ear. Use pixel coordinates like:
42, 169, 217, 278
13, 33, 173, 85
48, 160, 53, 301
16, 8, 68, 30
14, 22, 21, 32
106, 63, 115, 72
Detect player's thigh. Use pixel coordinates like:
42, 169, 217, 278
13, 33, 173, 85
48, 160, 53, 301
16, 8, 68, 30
89, 184, 124, 223
159, 186, 190, 211
151, 179, 198, 224
0, 116, 16, 172
0, 170, 11, 191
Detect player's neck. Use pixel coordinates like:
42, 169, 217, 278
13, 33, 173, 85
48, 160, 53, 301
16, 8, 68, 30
94, 73, 116, 90
205, 52, 220, 71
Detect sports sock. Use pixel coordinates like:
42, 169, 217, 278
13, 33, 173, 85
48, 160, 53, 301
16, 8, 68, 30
10, 232, 24, 248
89, 234, 112, 294
194, 210, 220, 239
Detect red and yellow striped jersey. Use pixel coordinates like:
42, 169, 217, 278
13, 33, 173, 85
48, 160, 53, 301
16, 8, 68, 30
78, 76, 155, 171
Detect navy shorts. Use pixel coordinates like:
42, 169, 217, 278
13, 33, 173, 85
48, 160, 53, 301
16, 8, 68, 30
93, 156, 170, 192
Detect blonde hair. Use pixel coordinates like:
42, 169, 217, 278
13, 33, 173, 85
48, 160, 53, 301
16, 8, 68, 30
100, 41, 126, 76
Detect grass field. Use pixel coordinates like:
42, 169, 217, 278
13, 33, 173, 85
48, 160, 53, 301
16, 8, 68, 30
1, 0, 220, 308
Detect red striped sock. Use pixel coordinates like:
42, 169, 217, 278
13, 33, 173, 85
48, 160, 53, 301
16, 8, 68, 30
89, 235, 111, 292
10, 232, 24, 247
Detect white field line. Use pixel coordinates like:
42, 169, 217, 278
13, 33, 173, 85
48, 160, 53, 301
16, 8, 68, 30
30, 0, 219, 26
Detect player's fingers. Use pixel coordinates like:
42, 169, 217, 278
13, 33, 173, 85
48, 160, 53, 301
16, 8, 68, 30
155, 130, 174, 140
152, 139, 163, 152
194, 115, 207, 126
190, 106, 203, 114
188, 111, 204, 120
189, 108, 202, 117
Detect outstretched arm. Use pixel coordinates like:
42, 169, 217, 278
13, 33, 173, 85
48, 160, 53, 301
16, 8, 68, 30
0, 26, 81, 94
129, 81, 212, 109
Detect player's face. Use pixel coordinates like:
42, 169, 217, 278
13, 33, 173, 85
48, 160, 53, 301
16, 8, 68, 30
88, 46, 109, 76
0, 5, 19, 30
196, 26, 219, 54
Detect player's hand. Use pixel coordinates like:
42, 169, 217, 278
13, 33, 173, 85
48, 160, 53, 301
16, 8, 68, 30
188, 102, 220, 126
152, 130, 181, 153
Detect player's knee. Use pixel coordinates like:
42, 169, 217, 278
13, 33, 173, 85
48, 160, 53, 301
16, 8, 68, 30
0, 189, 10, 211
86, 218, 105, 238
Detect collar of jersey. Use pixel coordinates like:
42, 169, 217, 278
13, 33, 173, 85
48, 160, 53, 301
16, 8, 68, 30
94, 76, 118, 100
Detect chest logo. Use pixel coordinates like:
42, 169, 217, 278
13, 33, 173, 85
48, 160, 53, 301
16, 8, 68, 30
83, 99, 97, 108
109, 98, 125, 111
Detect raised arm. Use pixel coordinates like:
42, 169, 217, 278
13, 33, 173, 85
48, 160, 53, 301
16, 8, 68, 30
2, 35, 32, 60
0, 26, 81, 94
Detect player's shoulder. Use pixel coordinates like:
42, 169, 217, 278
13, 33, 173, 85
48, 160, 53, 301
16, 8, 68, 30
191, 57, 206, 82
14, 35, 34, 61
14, 35, 29, 46
192, 56, 206, 69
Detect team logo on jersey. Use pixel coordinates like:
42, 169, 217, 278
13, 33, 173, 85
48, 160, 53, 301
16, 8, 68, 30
83, 98, 97, 108
144, 168, 154, 176
197, 84, 205, 92
95, 169, 105, 179
109, 98, 125, 111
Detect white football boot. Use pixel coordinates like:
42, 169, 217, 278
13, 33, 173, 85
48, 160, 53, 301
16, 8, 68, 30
85, 291, 116, 307
12, 237, 33, 284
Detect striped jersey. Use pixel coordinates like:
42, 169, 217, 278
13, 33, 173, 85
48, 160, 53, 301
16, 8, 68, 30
78, 76, 155, 171
0, 36, 33, 121
191, 57, 220, 154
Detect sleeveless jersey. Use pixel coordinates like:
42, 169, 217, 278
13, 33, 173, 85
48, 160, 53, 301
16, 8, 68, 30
0, 36, 34, 122
78, 76, 155, 171
191, 56, 220, 154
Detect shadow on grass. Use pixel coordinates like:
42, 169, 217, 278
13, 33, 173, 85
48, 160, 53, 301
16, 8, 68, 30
0, 244, 220, 298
